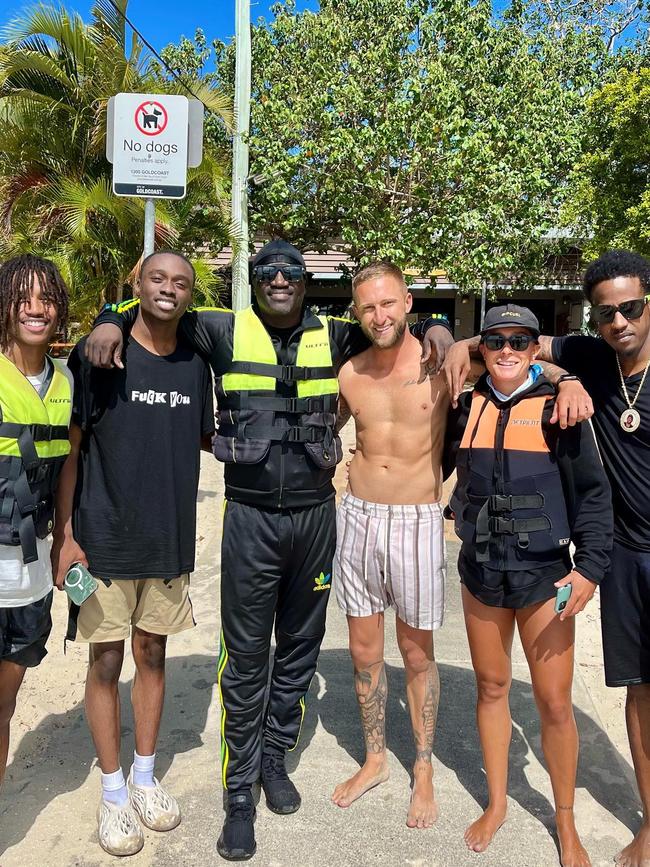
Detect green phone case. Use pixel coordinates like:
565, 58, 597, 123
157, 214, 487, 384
63, 563, 98, 606
554, 583, 572, 614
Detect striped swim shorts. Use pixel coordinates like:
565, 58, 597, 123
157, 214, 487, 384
334, 493, 446, 631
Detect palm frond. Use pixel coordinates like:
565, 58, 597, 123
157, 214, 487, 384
92, 0, 126, 48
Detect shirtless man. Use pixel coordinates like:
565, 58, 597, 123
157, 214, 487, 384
331, 262, 449, 829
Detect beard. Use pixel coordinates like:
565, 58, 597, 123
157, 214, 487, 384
361, 315, 408, 348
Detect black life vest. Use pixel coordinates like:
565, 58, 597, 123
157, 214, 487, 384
450, 389, 571, 569
212, 306, 341, 469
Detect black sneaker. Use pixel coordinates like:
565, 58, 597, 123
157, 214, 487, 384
216, 790, 256, 861
261, 747, 301, 814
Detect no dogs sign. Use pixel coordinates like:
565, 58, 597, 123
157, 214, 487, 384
108, 93, 189, 199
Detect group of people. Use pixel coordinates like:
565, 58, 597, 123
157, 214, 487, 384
0, 241, 647, 867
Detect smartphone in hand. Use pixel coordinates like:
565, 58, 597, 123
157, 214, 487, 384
63, 563, 97, 606
554, 583, 572, 615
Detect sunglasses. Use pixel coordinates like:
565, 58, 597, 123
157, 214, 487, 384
252, 264, 305, 283
589, 294, 650, 325
481, 333, 536, 351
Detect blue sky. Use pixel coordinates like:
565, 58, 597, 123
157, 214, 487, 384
0, 0, 318, 51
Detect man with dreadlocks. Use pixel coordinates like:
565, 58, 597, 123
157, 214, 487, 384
0, 254, 72, 785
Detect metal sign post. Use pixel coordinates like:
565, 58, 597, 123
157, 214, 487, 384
231, 0, 252, 310
144, 198, 156, 258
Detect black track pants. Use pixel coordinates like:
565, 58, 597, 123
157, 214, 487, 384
218, 499, 336, 791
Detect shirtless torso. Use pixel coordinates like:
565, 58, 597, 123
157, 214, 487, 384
339, 330, 449, 505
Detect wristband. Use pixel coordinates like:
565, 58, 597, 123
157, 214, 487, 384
557, 374, 581, 385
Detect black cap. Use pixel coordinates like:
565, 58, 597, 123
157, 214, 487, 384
481, 304, 540, 337
251, 240, 306, 270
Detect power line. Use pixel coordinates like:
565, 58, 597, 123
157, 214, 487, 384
105, 0, 206, 108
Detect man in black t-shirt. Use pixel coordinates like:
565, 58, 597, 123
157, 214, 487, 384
84, 240, 455, 861
545, 252, 650, 867
442, 249, 650, 867
52, 252, 214, 858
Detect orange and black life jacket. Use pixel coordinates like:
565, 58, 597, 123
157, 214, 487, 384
449, 380, 571, 570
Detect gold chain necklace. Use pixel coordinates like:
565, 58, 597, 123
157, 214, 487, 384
616, 354, 650, 432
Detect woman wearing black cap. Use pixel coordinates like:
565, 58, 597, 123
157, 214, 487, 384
443, 305, 613, 867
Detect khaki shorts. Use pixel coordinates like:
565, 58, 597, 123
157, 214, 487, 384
70, 574, 195, 643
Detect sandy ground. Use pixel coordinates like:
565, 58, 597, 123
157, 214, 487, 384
0, 422, 639, 866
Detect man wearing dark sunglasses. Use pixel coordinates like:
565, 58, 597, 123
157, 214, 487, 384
544, 250, 650, 867
442, 250, 650, 867
83, 239, 454, 861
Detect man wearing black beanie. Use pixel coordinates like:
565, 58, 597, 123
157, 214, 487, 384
85, 240, 453, 860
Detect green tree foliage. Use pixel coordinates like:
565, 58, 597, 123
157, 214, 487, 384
150, 27, 228, 151
565, 66, 650, 256
520, 0, 648, 53
216, 0, 608, 292
0, 0, 232, 327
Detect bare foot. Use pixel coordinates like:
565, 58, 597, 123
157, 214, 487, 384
406, 762, 439, 829
331, 756, 389, 807
464, 804, 507, 852
556, 815, 591, 867
614, 823, 650, 867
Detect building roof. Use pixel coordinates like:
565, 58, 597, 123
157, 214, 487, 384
211, 243, 356, 277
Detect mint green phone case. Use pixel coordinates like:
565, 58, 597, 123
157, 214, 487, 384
63, 563, 98, 606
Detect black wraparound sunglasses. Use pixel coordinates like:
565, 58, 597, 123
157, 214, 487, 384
590, 294, 650, 325
481, 333, 536, 351
252, 264, 305, 283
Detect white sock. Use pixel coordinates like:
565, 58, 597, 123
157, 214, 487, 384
101, 768, 128, 806
132, 751, 156, 788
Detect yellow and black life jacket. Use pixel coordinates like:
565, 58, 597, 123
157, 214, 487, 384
0, 353, 72, 563
213, 306, 340, 468
449, 387, 571, 568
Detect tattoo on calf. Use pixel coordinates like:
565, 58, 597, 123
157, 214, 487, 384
355, 663, 387, 754
414, 662, 440, 764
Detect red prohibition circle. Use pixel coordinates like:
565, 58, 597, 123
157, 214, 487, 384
134, 100, 168, 136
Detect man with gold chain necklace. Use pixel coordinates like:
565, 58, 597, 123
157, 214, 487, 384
444, 249, 650, 867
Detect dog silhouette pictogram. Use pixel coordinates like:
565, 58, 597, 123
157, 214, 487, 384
141, 107, 163, 130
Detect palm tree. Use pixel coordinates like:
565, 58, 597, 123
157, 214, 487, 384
0, 0, 233, 328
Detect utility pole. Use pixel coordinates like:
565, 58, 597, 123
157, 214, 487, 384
480, 281, 487, 329
231, 0, 252, 310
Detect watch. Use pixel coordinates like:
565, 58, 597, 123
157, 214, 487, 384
557, 374, 581, 385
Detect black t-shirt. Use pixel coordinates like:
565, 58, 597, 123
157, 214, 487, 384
553, 335, 650, 551
68, 335, 214, 579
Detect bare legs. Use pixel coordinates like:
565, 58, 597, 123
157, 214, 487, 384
0, 659, 27, 786
518, 598, 589, 867
462, 588, 590, 866
86, 640, 125, 773
131, 630, 167, 757
331, 613, 389, 807
85, 628, 167, 775
331, 613, 440, 829
615, 683, 650, 867
396, 617, 440, 828
462, 586, 514, 852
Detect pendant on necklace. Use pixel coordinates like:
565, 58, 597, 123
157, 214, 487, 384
620, 407, 641, 432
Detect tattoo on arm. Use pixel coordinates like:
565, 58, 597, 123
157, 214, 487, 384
537, 335, 554, 363
336, 393, 353, 433
355, 662, 387, 755
413, 662, 440, 764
